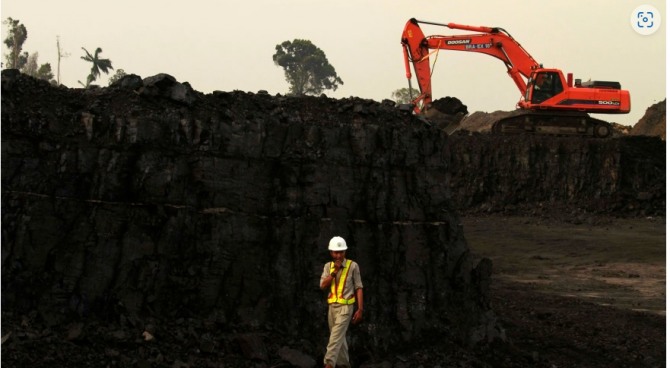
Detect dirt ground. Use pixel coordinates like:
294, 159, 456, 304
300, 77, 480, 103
461, 214, 666, 367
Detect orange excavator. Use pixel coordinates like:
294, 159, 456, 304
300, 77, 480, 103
401, 18, 631, 137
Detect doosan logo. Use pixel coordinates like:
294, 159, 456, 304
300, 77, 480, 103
446, 39, 471, 45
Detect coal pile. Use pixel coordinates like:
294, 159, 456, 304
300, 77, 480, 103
421, 96, 469, 134
1, 69, 665, 367
631, 99, 666, 140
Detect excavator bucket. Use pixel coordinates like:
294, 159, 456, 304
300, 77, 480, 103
422, 97, 469, 135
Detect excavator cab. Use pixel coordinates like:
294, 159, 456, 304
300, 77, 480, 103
526, 71, 564, 104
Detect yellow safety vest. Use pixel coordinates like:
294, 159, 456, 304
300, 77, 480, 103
328, 259, 356, 305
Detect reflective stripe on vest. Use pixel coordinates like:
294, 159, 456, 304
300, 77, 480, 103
327, 259, 355, 305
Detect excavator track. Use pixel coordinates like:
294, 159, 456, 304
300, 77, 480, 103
491, 110, 612, 138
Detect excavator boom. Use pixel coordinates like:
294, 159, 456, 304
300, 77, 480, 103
402, 18, 540, 102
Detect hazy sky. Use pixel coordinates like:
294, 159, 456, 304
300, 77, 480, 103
1, 0, 666, 126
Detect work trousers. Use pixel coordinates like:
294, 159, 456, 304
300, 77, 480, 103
324, 303, 354, 367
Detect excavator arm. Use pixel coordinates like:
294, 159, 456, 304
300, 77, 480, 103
401, 18, 542, 113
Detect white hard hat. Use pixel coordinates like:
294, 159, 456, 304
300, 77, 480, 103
328, 236, 348, 251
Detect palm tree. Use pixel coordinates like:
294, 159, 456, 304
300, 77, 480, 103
78, 47, 113, 87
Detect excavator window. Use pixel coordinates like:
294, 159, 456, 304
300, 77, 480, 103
530, 72, 563, 104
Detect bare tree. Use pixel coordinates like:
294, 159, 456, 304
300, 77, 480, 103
56, 36, 70, 85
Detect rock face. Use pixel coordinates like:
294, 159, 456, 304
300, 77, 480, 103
1, 70, 664, 366
447, 134, 665, 217
1, 70, 494, 361
449, 102, 664, 217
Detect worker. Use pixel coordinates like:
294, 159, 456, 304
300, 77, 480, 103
319, 236, 364, 368
532, 73, 556, 103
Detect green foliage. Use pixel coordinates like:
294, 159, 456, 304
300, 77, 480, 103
3, 17, 28, 69
36, 63, 55, 82
20, 51, 55, 83
391, 87, 420, 104
3, 18, 55, 83
108, 68, 127, 86
273, 39, 343, 96
79, 47, 113, 88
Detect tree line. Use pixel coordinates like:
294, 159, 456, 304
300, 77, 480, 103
4, 17, 125, 88
4, 17, 415, 103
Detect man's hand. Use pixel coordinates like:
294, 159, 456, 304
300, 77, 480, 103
351, 309, 364, 325
333, 260, 343, 271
